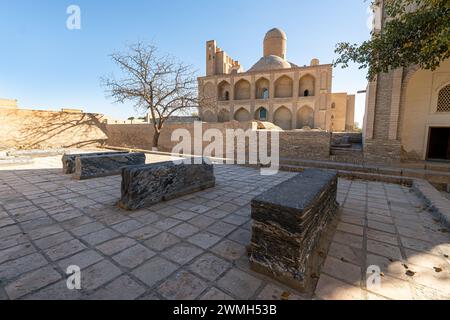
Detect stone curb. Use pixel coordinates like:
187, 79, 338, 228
412, 179, 450, 229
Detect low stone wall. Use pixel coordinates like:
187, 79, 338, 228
279, 131, 331, 160
105, 124, 155, 150
0, 108, 108, 150
413, 179, 450, 228
330, 149, 364, 164
364, 139, 402, 164
332, 132, 362, 144
105, 121, 253, 153
106, 122, 331, 161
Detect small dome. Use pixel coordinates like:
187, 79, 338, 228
310, 58, 320, 66
265, 28, 287, 40
249, 55, 292, 72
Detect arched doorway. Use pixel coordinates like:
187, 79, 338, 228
234, 108, 251, 122
255, 77, 270, 99
255, 107, 268, 121
234, 79, 251, 100
398, 59, 450, 160
202, 110, 216, 122
218, 109, 231, 122
273, 106, 292, 130
274, 75, 293, 98
299, 75, 315, 97
218, 81, 231, 101
297, 106, 314, 129
203, 82, 215, 100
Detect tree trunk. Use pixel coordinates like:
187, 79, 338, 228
152, 131, 160, 151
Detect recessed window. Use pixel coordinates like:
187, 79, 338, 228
259, 108, 268, 121
331, 102, 336, 109
304, 90, 309, 97
262, 88, 269, 99
437, 84, 450, 112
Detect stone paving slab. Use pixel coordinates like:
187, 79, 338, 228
0, 154, 449, 300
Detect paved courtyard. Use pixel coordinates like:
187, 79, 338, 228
0, 154, 449, 300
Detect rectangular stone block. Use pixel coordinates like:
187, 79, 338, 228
248, 169, 339, 293
118, 160, 215, 210
73, 152, 145, 180
62, 151, 129, 174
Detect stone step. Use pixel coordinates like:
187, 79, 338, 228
279, 161, 450, 186
6, 149, 67, 158
329, 148, 364, 165
330, 147, 363, 154
401, 161, 450, 172
279, 164, 414, 185
0, 156, 34, 166
280, 158, 402, 175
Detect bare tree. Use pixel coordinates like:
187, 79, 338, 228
102, 42, 201, 149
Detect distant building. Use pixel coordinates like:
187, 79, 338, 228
0, 98, 18, 109
198, 28, 355, 132
145, 114, 200, 124
61, 108, 83, 113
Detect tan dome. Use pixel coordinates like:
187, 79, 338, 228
310, 58, 320, 66
265, 28, 287, 40
263, 28, 287, 59
249, 55, 292, 72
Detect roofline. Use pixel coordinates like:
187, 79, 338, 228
198, 63, 333, 80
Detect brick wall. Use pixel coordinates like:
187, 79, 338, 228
279, 131, 330, 160
364, 139, 401, 165
372, 72, 394, 140
332, 132, 362, 145
105, 121, 254, 153
106, 122, 332, 161
0, 108, 108, 150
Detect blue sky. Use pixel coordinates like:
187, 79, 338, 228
0, 0, 371, 125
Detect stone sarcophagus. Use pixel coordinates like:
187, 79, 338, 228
118, 160, 215, 210
248, 169, 338, 292
62, 151, 129, 174
73, 152, 146, 180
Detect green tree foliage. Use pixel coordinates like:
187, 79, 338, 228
335, 0, 450, 80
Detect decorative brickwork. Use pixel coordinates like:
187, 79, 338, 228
437, 85, 450, 112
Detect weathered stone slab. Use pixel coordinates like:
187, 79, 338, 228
73, 152, 145, 180
62, 151, 129, 174
118, 160, 215, 210
248, 169, 339, 293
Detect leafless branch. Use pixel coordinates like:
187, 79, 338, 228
101, 42, 204, 147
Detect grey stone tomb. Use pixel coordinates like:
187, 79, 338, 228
73, 152, 145, 180
118, 159, 215, 210
248, 169, 339, 293
62, 151, 129, 174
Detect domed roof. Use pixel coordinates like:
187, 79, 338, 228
265, 28, 287, 40
249, 55, 292, 72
